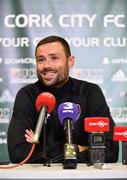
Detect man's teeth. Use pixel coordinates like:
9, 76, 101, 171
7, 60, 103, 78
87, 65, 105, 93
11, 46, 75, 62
44, 72, 55, 75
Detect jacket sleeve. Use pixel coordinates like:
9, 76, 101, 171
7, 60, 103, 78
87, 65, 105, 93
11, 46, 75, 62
86, 83, 119, 163
7, 88, 44, 163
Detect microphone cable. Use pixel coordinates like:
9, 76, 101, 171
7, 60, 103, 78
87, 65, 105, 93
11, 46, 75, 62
44, 154, 64, 167
0, 143, 36, 169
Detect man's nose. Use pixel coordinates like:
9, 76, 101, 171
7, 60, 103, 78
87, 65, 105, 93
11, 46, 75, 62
44, 58, 52, 68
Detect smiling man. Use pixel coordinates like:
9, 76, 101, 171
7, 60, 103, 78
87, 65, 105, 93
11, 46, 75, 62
7, 35, 119, 164
35, 40, 74, 88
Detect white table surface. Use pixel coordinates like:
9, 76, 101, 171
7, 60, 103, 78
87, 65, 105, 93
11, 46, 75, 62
0, 163, 127, 179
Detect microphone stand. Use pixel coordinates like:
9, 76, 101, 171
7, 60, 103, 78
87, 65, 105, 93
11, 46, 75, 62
42, 114, 49, 166
88, 132, 105, 165
63, 119, 77, 169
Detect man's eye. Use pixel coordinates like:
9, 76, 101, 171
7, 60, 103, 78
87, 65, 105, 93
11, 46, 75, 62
37, 58, 45, 62
51, 56, 58, 60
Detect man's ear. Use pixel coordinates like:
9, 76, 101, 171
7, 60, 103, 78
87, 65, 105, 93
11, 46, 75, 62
68, 56, 74, 68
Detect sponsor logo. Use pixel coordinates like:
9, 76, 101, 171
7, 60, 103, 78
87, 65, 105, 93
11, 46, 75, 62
110, 107, 127, 122
114, 130, 127, 142
0, 118, 9, 123
89, 121, 108, 128
0, 107, 10, 124
0, 89, 14, 103
0, 131, 6, 136
0, 138, 7, 144
114, 131, 127, 138
120, 90, 127, 98
114, 127, 127, 141
102, 57, 127, 64
85, 117, 109, 132
123, 131, 127, 138
111, 70, 127, 81
10, 68, 37, 84
112, 58, 127, 64
70, 68, 103, 84
4, 57, 35, 65
102, 57, 110, 64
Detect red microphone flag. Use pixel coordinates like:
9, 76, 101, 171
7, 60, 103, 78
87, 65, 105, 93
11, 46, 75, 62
113, 126, 127, 142
84, 117, 109, 132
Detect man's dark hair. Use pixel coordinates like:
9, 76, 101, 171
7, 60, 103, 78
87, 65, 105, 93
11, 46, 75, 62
35, 35, 71, 58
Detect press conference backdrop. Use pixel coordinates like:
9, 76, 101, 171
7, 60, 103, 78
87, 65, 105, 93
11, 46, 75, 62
0, 0, 127, 162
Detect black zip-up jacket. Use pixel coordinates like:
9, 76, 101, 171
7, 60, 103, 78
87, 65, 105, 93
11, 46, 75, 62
7, 77, 119, 163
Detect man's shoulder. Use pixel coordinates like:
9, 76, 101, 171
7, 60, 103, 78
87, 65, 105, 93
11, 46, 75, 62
70, 77, 104, 101
69, 77, 102, 97
70, 77, 99, 89
16, 81, 40, 96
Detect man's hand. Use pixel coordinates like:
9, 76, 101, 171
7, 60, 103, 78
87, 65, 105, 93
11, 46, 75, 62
24, 129, 89, 152
77, 145, 89, 152
25, 129, 34, 143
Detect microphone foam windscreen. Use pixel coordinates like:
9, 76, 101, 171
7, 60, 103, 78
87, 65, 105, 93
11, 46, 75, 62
58, 102, 80, 124
36, 92, 56, 113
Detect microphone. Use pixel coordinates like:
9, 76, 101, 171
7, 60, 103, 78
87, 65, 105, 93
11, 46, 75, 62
113, 126, 127, 165
33, 92, 56, 143
84, 117, 109, 165
58, 102, 80, 169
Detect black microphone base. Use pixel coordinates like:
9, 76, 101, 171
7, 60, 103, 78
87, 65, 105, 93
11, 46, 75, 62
63, 158, 77, 169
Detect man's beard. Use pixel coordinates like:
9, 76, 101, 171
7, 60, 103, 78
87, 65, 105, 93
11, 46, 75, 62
37, 67, 69, 88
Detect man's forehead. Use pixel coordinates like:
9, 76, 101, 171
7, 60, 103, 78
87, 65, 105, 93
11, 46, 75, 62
36, 42, 65, 54
38, 41, 63, 48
